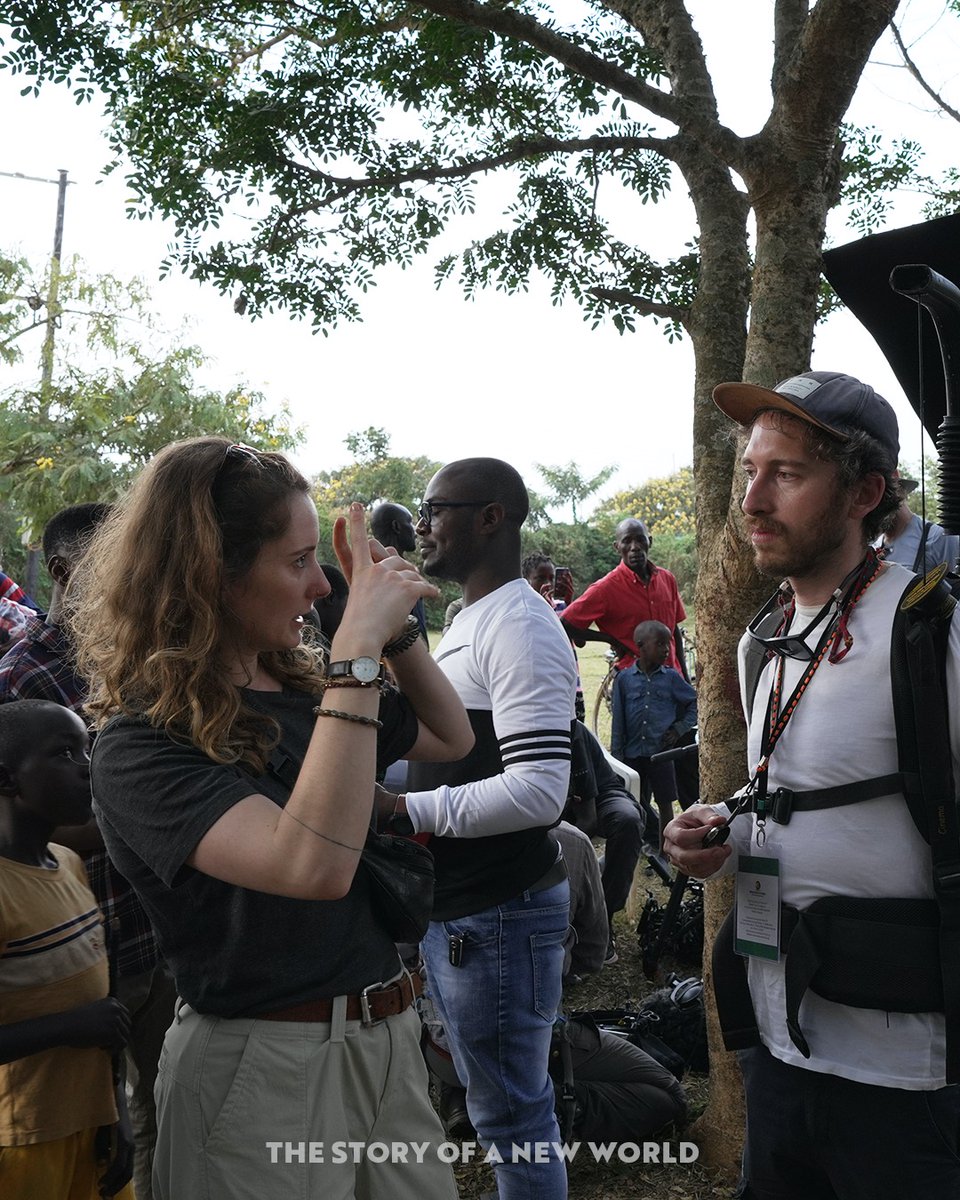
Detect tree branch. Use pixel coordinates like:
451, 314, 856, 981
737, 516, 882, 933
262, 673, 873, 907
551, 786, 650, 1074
269, 133, 680, 245
413, 0, 680, 117
0, 322, 43, 353
889, 18, 960, 124
771, 0, 902, 138
285, 132, 673, 196
772, 0, 809, 82
221, 17, 427, 67
228, 27, 299, 67
588, 286, 688, 324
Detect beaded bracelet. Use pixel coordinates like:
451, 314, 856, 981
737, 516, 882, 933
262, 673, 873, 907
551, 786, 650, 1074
313, 707, 383, 729
319, 676, 386, 692
383, 614, 422, 658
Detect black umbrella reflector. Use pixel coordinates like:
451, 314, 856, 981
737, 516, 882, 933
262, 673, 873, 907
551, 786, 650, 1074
822, 212, 960, 441
823, 213, 960, 532
889, 265, 960, 532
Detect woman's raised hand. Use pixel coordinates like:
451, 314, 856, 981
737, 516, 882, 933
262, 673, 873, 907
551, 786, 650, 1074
332, 504, 438, 647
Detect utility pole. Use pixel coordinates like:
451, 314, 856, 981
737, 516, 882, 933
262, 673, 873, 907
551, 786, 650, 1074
40, 169, 68, 393
0, 168, 70, 595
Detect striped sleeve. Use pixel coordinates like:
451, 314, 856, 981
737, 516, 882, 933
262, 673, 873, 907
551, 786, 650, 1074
406, 589, 577, 838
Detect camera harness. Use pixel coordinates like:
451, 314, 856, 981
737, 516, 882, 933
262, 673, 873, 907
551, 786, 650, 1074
713, 549, 960, 1083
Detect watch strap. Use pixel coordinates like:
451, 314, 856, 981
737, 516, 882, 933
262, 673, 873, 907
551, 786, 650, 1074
323, 658, 386, 688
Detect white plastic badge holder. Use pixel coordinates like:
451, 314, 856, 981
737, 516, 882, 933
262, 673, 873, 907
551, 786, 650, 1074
735, 854, 781, 962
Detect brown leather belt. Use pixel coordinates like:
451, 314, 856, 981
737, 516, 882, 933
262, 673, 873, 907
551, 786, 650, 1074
257, 971, 422, 1025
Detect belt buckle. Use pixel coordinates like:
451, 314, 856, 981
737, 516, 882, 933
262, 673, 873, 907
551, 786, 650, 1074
360, 980, 386, 1026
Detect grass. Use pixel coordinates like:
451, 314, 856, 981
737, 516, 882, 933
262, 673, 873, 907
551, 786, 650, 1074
577, 641, 617, 747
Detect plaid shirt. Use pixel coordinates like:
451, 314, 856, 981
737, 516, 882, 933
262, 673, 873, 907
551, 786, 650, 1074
0, 595, 37, 646
0, 570, 39, 648
0, 618, 160, 977
0, 570, 32, 605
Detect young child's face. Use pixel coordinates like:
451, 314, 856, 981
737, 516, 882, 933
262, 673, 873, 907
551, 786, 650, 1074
13, 708, 92, 829
525, 562, 556, 595
636, 632, 671, 669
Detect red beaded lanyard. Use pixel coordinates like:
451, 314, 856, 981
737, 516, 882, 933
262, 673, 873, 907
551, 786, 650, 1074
750, 550, 883, 843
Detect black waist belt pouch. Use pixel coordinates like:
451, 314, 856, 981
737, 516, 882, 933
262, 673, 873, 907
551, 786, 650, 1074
714, 897, 943, 1059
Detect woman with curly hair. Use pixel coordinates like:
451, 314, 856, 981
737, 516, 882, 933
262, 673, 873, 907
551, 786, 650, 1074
70, 438, 472, 1200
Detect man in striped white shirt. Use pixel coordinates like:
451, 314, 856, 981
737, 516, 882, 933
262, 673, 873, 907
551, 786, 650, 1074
394, 458, 577, 1200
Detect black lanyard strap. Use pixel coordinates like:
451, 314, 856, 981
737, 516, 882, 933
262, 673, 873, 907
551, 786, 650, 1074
751, 552, 883, 828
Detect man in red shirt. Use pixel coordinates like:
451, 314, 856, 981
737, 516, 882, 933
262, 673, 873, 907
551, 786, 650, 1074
561, 518, 688, 676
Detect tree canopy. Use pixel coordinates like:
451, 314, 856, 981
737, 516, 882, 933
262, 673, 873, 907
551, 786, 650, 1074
1, 1, 942, 341
536, 460, 617, 524
313, 426, 441, 513
595, 464, 694, 537
0, 254, 300, 549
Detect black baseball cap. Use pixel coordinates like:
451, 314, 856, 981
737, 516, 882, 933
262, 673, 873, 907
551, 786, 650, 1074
713, 371, 900, 463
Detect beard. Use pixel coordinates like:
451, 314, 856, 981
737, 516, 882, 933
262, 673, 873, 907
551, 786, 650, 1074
748, 490, 849, 582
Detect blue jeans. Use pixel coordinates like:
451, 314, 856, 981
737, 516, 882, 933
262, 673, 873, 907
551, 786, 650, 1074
423, 879, 570, 1200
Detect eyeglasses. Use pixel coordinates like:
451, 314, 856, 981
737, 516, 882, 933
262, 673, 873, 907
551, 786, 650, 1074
417, 500, 494, 525
746, 587, 841, 661
213, 442, 262, 488
223, 442, 262, 466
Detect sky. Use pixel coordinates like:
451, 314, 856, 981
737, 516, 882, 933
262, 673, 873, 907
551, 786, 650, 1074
1, 1, 958, 517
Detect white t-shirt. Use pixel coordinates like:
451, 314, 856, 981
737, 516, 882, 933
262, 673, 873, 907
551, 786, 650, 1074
727, 561, 960, 1089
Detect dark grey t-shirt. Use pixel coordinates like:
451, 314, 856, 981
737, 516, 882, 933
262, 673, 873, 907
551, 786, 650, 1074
91, 687, 416, 1016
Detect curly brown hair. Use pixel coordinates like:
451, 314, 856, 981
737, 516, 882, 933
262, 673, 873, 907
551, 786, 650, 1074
70, 437, 327, 771
736, 409, 900, 542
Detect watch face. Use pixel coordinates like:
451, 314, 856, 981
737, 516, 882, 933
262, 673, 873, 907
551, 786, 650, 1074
351, 656, 381, 683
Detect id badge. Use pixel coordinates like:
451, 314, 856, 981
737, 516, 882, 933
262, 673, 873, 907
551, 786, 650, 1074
735, 854, 781, 961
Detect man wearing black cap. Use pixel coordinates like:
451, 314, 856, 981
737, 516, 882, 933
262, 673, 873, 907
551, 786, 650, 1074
664, 372, 960, 1199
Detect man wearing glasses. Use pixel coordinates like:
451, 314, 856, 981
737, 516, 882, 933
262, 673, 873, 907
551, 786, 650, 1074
380, 458, 577, 1200
663, 372, 960, 1200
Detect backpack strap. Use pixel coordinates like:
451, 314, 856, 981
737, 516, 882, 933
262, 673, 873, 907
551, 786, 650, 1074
742, 609, 780, 720
742, 598, 910, 823
712, 908, 761, 1052
893, 569, 960, 1081
911, 522, 933, 574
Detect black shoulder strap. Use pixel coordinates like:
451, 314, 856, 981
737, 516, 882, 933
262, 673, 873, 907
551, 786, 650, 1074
911, 522, 933, 574
891, 571, 960, 1082
890, 573, 955, 842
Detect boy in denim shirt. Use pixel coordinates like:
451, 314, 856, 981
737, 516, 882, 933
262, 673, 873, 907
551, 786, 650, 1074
611, 620, 697, 847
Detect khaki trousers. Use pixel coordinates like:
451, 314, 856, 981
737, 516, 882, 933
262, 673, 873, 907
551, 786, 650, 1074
153, 999, 457, 1200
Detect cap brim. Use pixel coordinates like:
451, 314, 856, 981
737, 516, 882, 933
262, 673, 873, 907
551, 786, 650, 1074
712, 381, 850, 441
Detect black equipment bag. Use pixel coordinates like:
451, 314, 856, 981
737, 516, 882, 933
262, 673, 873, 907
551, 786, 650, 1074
575, 974, 708, 1081
549, 1014, 688, 1144
637, 880, 704, 971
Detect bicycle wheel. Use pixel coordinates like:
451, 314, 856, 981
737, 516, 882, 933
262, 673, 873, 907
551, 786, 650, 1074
591, 665, 617, 739
683, 635, 697, 680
